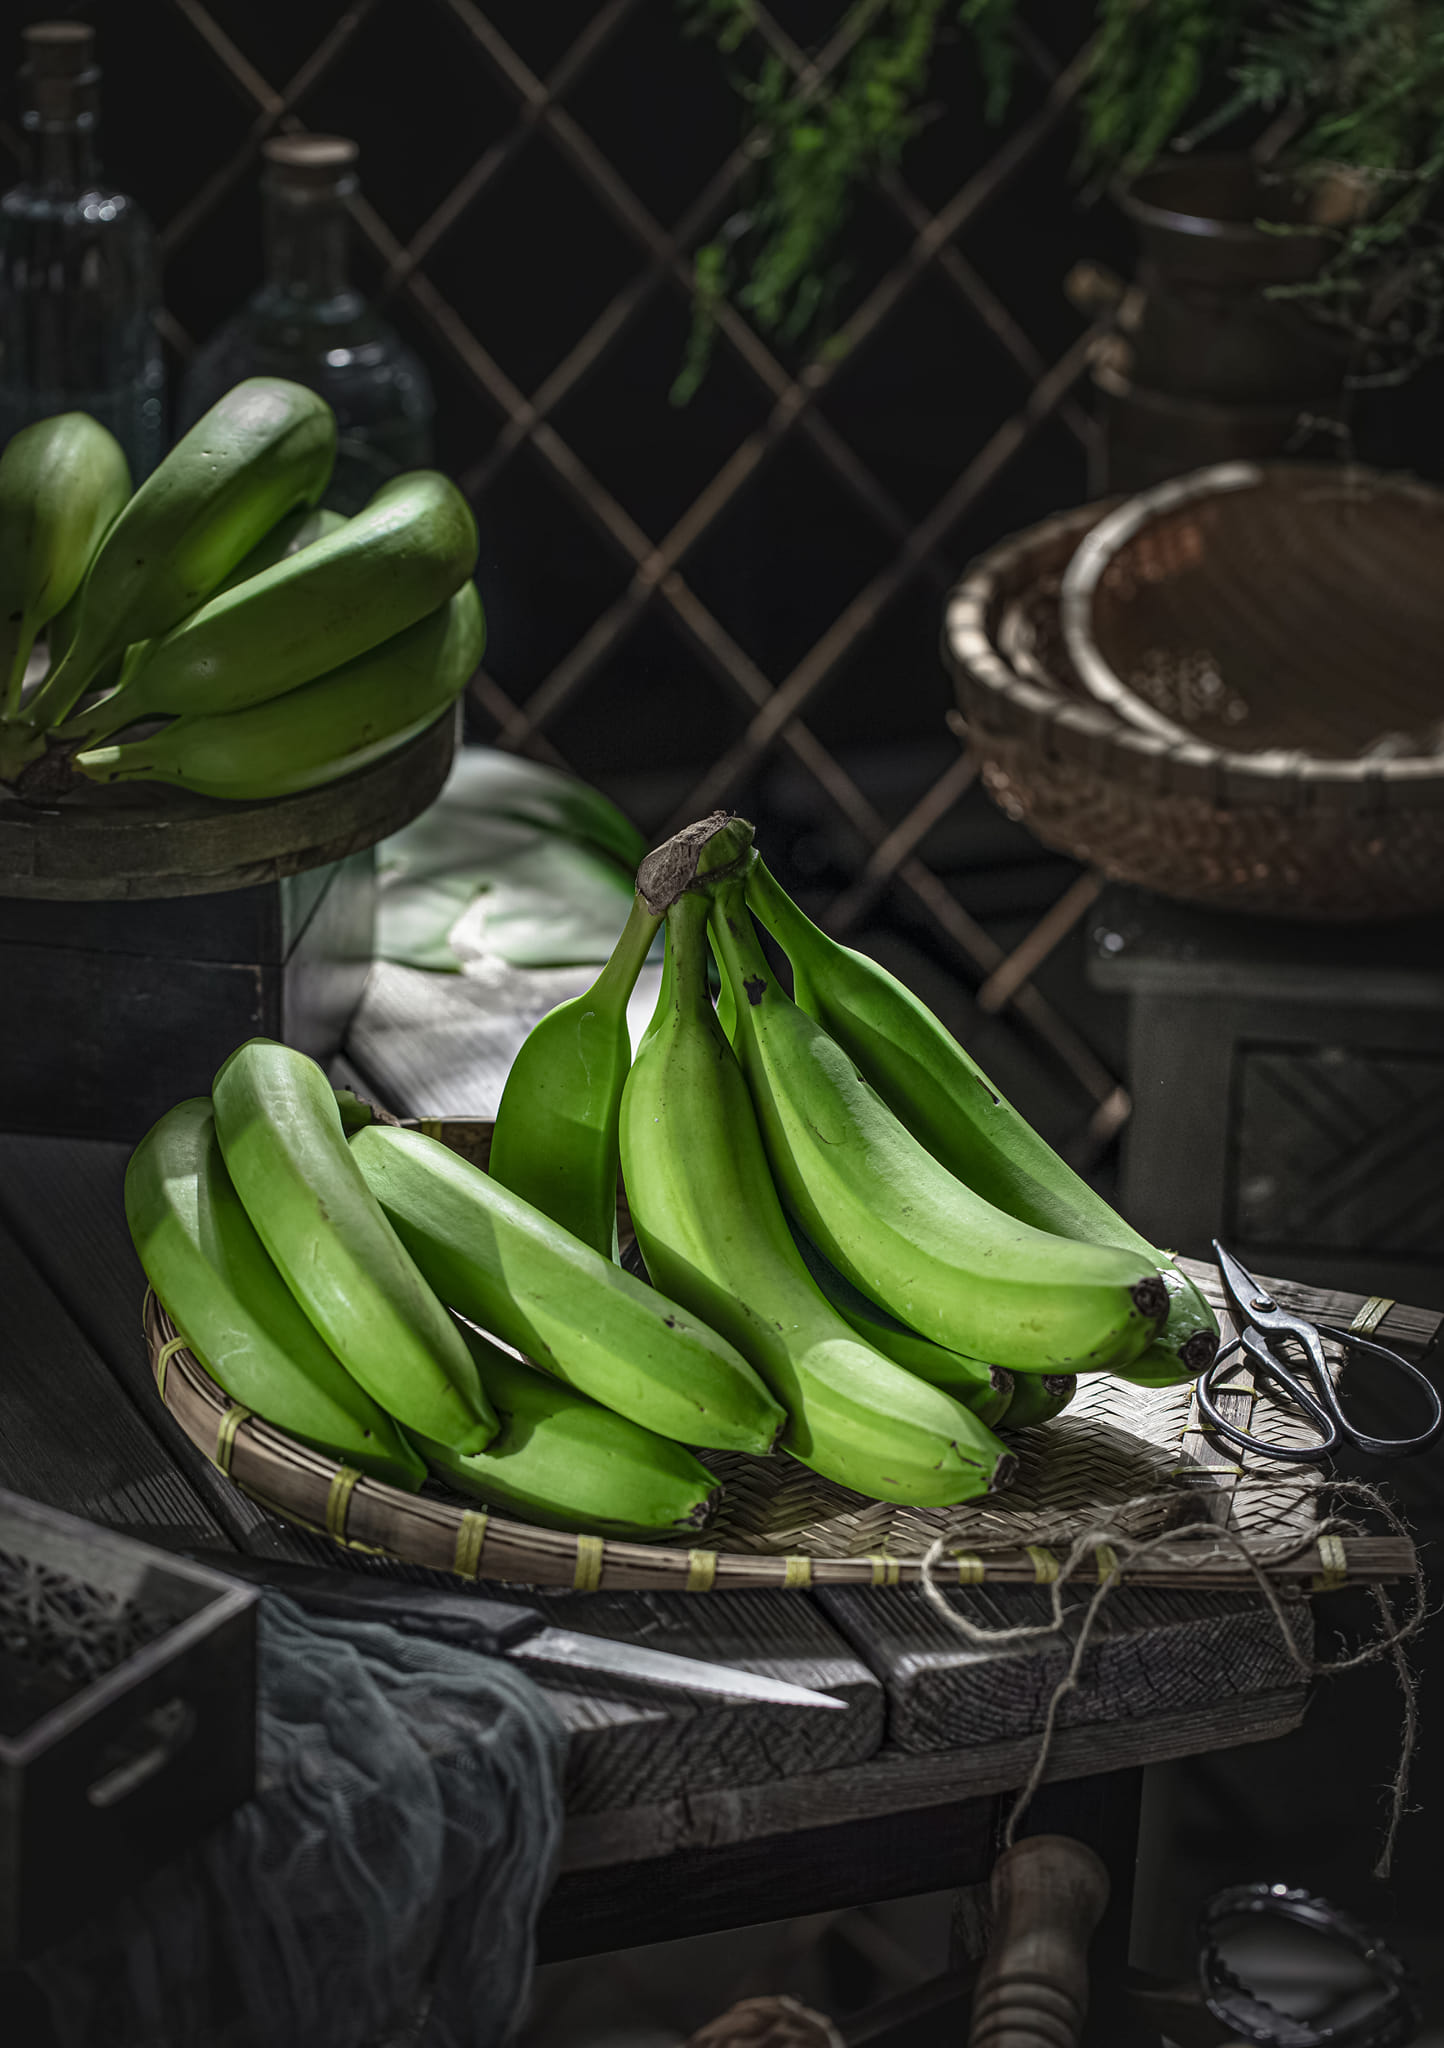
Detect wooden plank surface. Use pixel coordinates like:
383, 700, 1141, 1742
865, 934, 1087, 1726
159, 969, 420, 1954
0, 1209, 225, 1545
814, 1583, 1311, 1754
0, 1135, 294, 1557
524, 1587, 882, 1814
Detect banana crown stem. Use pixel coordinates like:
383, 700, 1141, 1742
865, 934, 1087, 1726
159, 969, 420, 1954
592, 893, 663, 1006
662, 889, 722, 1028
703, 869, 773, 1014
637, 812, 754, 915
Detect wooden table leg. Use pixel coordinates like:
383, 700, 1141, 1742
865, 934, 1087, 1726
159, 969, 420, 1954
1014, 1767, 1152, 2048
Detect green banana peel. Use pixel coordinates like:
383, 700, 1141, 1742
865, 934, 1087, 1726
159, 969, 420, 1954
488, 891, 660, 1257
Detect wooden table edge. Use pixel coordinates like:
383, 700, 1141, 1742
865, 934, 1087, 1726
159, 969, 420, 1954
558, 1682, 1307, 1872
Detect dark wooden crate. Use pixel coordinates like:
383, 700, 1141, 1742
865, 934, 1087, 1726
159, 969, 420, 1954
0, 1490, 256, 1966
0, 848, 375, 1142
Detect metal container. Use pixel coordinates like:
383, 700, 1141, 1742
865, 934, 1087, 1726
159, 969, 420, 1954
1117, 156, 1351, 406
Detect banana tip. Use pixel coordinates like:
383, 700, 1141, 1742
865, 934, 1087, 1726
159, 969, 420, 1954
1132, 1275, 1169, 1326
1179, 1328, 1220, 1375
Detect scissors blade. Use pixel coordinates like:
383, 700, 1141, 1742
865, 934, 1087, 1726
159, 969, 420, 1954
1212, 1241, 1274, 1321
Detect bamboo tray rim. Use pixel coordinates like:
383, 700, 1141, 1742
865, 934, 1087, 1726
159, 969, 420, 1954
144, 1294, 1412, 1596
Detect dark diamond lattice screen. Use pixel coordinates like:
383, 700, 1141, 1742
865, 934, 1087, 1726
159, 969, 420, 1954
7, 0, 1138, 1166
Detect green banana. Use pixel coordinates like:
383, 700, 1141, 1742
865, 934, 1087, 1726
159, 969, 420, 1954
75, 582, 483, 800
25, 378, 335, 731
488, 892, 660, 1258
997, 1374, 1076, 1432
413, 1323, 721, 1540
713, 941, 738, 1044
706, 860, 1167, 1373
0, 413, 130, 717
333, 1087, 379, 1135
788, 1226, 1014, 1426
68, 468, 478, 743
745, 858, 1218, 1384
125, 1097, 424, 1490
212, 504, 346, 595
51, 508, 347, 748
618, 851, 1011, 1506
349, 1121, 785, 1454
212, 1038, 497, 1454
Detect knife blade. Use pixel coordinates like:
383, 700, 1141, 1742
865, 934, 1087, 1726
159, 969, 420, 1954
187, 1552, 847, 1711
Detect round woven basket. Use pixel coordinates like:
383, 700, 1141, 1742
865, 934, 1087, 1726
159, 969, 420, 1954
943, 475, 1444, 922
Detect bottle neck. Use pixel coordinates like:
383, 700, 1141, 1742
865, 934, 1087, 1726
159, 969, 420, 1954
22, 109, 101, 191
262, 187, 352, 301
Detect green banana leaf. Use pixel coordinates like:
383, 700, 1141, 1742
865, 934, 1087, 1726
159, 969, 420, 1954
376, 746, 649, 972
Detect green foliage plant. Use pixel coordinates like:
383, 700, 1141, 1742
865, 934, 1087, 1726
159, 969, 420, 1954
677, 0, 1444, 392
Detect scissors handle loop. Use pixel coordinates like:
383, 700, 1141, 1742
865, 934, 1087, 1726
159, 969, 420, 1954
1197, 1334, 1338, 1464
1312, 1325, 1444, 1458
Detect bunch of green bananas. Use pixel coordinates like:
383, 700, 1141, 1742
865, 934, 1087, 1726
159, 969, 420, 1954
0, 379, 483, 797
127, 809, 1220, 1545
488, 810, 1221, 1507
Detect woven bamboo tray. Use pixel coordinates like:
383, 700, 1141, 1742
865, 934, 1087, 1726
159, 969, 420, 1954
144, 1124, 1410, 1593
943, 476, 1444, 922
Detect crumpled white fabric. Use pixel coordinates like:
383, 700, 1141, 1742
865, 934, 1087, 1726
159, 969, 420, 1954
29, 1593, 566, 2048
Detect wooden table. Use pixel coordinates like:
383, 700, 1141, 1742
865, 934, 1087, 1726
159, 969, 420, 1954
1, 963, 1437, 2043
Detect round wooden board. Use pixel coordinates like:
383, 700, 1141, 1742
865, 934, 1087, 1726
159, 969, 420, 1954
0, 707, 458, 900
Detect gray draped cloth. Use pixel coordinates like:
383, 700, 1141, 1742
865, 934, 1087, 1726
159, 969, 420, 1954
29, 1593, 567, 2048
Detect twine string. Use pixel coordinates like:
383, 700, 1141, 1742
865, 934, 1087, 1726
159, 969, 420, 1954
919, 1473, 1429, 1875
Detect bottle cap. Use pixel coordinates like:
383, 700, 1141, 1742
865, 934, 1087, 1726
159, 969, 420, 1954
262, 135, 359, 200
20, 19, 99, 122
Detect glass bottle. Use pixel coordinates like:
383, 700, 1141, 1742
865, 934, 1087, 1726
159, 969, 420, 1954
0, 20, 165, 476
179, 136, 435, 514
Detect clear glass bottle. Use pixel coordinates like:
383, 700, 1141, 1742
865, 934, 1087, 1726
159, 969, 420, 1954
180, 136, 435, 514
0, 20, 165, 476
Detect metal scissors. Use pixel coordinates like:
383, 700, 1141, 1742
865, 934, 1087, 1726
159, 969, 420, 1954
1197, 1242, 1443, 1465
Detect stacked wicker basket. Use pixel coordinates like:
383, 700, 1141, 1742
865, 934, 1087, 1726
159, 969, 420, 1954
943, 463, 1444, 922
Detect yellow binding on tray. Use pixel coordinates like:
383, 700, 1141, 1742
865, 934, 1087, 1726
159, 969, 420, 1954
326, 1465, 363, 1543
453, 1509, 489, 1581
213, 1402, 252, 1477
572, 1534, 604, 1592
